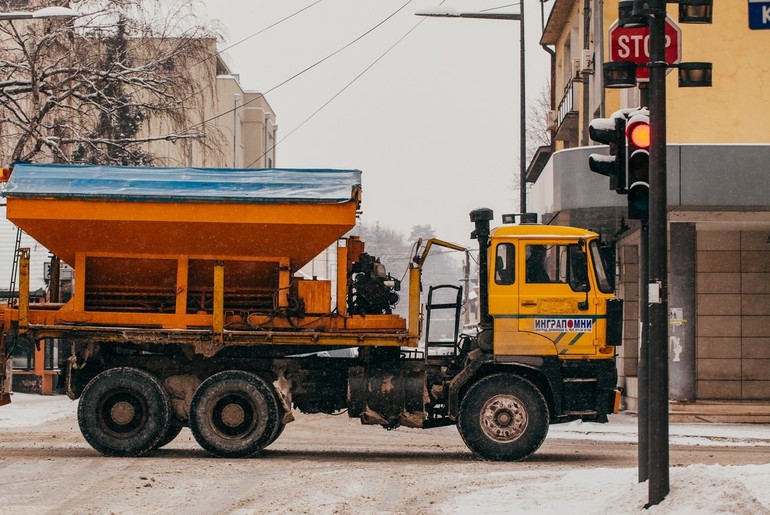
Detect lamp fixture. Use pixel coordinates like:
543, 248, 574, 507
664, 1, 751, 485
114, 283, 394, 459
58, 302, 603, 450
677, 62, 712, 87
603, 61, 638, 88
677, 0, 713, 24
619, 0, 646, 27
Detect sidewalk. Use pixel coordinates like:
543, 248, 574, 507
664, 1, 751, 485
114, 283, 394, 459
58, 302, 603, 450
668, 401, 770, 424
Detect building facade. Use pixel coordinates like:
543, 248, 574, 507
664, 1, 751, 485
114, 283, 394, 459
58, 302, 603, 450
531, 0, 770, 414
1, 29, 278, 393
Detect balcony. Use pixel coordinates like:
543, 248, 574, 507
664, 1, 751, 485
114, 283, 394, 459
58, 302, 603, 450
554, 77, 579, 143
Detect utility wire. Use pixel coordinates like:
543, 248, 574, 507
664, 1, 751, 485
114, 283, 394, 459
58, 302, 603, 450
480, 2, 521, 12
247, 8, 428, 167
192, 0, 324, 69
167, 1, 324, 132
183, 0, 415, 135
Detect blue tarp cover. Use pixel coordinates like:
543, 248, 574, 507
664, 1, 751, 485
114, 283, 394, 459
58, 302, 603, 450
3, 163, 362, 203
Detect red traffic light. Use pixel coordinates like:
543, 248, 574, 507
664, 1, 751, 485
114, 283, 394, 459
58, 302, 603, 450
627, 121, 650, 149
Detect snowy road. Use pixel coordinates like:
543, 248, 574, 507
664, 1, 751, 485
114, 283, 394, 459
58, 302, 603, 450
1, 394, 769, 514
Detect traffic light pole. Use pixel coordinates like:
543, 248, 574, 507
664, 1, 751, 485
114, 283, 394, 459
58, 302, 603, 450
638, 220, 649, 482
637, 84, 649, 484
646, 0, 670, 506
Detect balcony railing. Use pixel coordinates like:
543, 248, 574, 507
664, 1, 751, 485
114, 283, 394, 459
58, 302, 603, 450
555, 77, 579, 142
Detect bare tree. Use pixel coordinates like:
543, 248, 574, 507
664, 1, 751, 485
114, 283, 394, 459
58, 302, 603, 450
527, 81, 553, 162
352, 221, 411, 276
0, 0, 224, 166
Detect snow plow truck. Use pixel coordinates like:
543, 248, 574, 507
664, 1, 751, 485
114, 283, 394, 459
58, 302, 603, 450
0, 163, 622, 461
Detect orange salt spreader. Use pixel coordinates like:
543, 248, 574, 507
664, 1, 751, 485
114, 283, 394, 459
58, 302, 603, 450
1, 163, 410, 349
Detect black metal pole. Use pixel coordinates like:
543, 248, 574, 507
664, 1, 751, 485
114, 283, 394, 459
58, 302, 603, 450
519, 0, 527, 214
646, 0, 670, 506
638, 220, 649, 482
637, 85, 650, 484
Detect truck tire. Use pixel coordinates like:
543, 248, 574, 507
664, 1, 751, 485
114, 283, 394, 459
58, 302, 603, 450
189, 370, 281, 458
457, 373, 549, 461
265, 420, 285, 448
77, 367, 171, 457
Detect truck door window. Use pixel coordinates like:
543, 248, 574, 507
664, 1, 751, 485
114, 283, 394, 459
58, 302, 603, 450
568, 245, 589, 292
525, 245, 552, 283
495, 243, 515, 285
526, 243, 589, 292
590, 240, 614, 293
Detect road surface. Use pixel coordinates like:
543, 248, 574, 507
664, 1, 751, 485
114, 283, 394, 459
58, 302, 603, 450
1, 405, 768, 513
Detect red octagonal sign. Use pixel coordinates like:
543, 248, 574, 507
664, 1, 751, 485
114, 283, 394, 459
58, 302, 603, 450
608, 15, 681, 81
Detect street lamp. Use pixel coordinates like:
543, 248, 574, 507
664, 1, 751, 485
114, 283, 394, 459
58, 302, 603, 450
416, 7, 528, 215
0, 7, 79, 20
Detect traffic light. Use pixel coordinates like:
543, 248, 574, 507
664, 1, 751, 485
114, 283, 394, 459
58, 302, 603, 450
625, 109, 650, 220
588, 111, 627, 192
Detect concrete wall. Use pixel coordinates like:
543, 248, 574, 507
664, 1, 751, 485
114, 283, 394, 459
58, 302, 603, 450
616, 236, 641, 411
696, 230, 770, 400
530, 144, 770, 216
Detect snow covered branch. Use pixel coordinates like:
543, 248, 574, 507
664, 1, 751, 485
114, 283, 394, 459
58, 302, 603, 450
0, 0, 224, 166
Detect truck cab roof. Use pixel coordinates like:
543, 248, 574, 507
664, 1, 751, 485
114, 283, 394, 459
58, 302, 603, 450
491, 224, 598, 240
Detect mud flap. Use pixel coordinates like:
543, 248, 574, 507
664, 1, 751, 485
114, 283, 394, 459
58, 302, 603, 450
612, 387, 622, 414
1, 353, 12, 406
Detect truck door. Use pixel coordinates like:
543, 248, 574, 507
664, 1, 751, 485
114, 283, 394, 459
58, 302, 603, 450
516, 240, 598, 357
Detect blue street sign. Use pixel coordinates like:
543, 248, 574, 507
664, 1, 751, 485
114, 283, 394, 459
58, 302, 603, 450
750, 0, 770, 29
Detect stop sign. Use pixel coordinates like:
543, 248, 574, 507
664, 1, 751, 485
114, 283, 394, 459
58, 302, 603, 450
608, 16, 681, 81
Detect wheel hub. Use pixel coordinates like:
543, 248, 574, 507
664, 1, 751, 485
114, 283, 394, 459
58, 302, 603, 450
110, 400, 136, 426
480, 394, 527, 442
220, 403, 246, 428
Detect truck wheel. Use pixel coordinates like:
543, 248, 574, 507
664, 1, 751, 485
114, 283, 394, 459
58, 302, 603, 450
265, 420, 285, 448
458, 373, 549, 461
189, 370, 280, 458
77, 367, 171, 457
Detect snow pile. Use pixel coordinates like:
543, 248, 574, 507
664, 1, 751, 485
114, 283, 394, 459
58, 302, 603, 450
441, 464, 770, 514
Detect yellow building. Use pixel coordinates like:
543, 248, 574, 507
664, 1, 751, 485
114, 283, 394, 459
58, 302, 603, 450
532, 0, 770, 418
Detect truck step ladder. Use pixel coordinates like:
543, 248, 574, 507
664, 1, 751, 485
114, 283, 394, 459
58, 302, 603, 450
6, 227, 22, 306
424, 284, 463, 359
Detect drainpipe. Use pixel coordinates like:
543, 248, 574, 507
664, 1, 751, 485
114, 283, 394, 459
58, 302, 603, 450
598, 0, 606, 116
581, 0, 591, 146
541, 0, 557, 149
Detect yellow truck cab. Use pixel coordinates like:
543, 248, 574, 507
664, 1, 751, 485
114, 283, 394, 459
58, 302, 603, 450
466, 208, 622, 435
488, 223, 619, 359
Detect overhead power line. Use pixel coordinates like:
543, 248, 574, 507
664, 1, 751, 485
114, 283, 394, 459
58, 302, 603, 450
183, 0, 415, 135
193, 0, 325, 69
247, 9, 430, 167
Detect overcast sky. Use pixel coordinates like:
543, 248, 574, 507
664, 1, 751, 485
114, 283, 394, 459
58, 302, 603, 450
199, 0, 553, 247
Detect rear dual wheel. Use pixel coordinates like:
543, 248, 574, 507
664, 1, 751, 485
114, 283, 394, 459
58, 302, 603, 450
189, 370, 282, 458
78, 367, 171, 457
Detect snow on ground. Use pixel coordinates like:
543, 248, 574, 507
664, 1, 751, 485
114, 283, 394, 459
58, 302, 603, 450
0, 392, 78, 427
2, 393, 770, 514
550, 415, 770, 447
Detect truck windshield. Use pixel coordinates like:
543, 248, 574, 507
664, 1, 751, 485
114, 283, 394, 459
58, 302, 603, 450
589, 240, 614, 293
